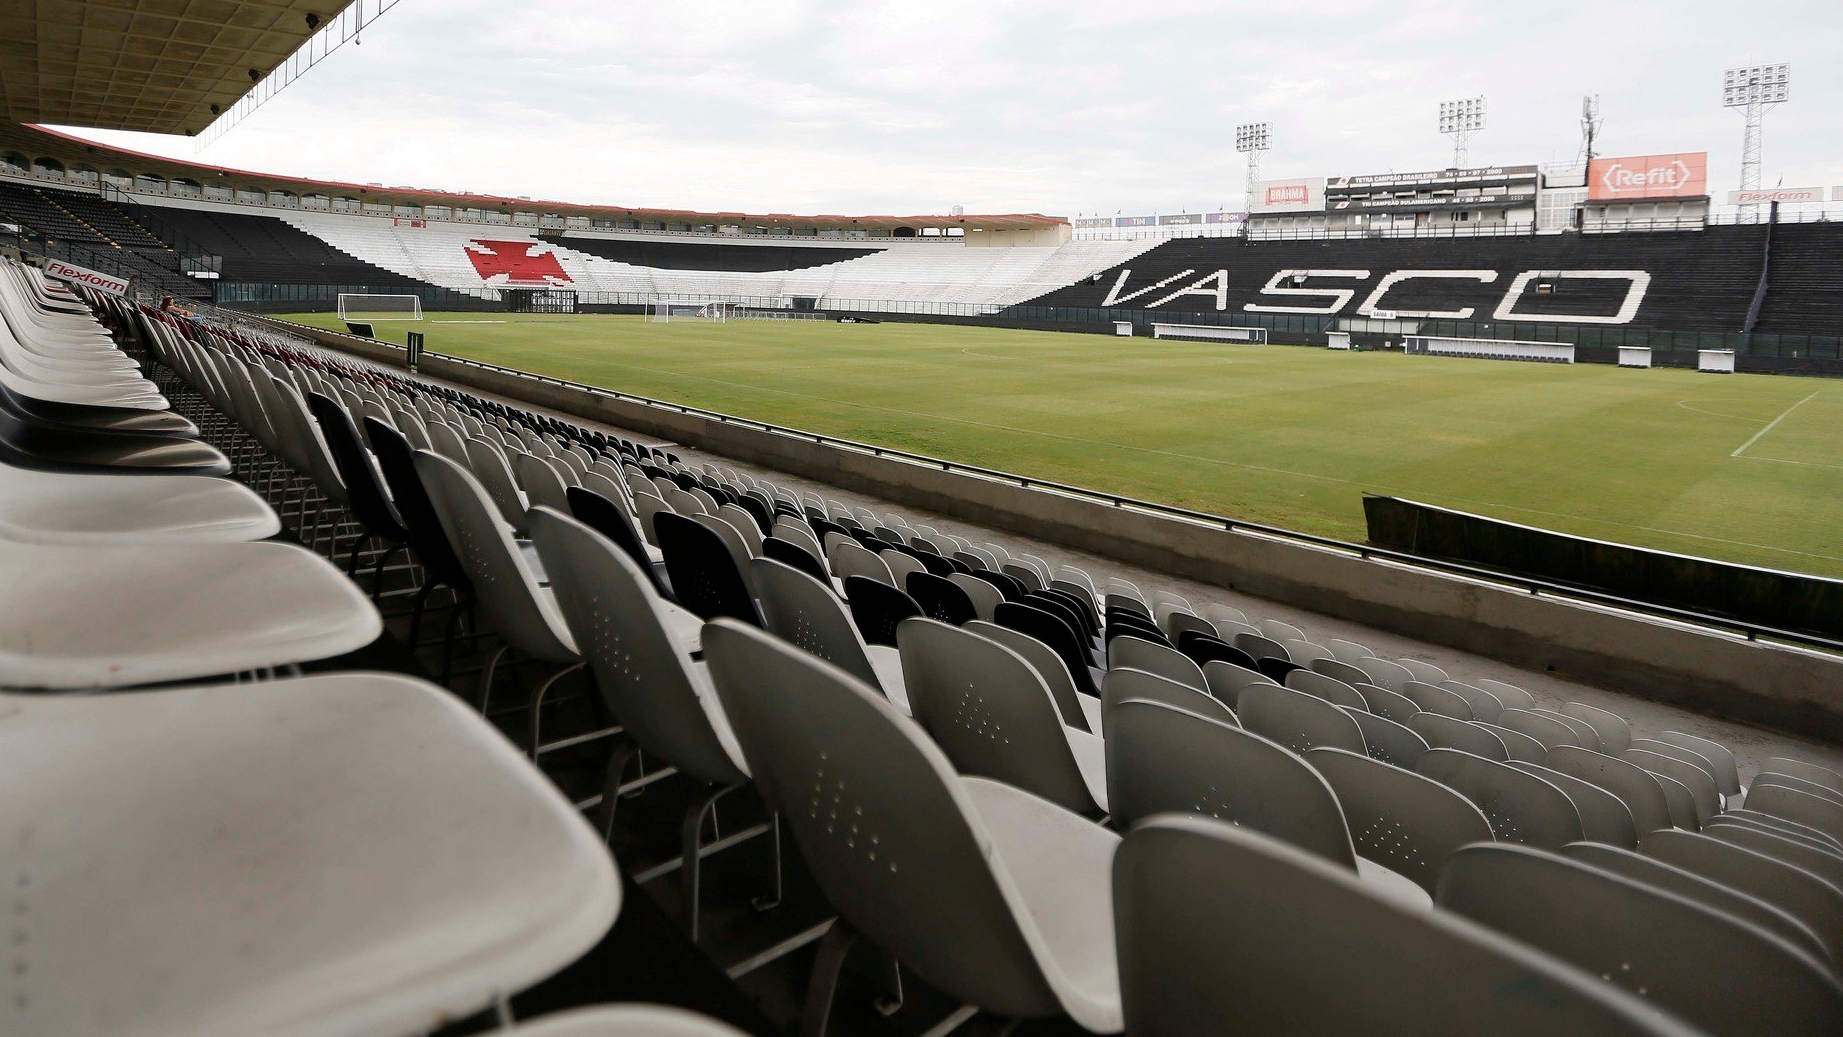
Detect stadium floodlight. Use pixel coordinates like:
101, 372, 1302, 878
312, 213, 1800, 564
1438, 96, 1486, 168
1723, 64, 1790, 223
1235, 122, 1272, 216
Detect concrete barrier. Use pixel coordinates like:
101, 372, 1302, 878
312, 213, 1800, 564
263, 316, 1843, 743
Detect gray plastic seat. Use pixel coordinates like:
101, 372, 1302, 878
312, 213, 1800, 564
1114, 814, 1693, 1037
1239, 683, 1367, 756
1712, 811, 1843, 855
1, 672, 620, 1037
1748, 782, 1843, 845
1286, 668, 1370, 709
1506, 761, 1639, 849
1563, 702, 1635, 754
1705, 824, 1843, 895
1501, 708, 1590, 750
701, 619, 1122, 1033
1548, 746, 1676, 837
900, 618, 1105, 817
514, 450, 573, 514
965, 618, 1095, 732
1765, 758, 1843, 798
1108, 634, 1207, 692
1475, 677, 1537, 710
1409, 713, 1509, 761
1563, 842, 1833, 968
1395, 658, 1449, 685
1325, 637, 1374, 664
750, 557, 908, 714
1535, 708, 1606, 752
1361, 683, 1423, 723
1628, 748, 1721, 825
828, 538, 892, 585
1307, 748, 1496, 896
1234, 631, 1290, 663
949, 572, 1004, 621
1354, 656, 1415, 693
1441, 680, 1506, 722
464, 436, 531, 532
1438, 844, 1843, 1036
1310, 655, 1374, 688
1642, 828, 1843, 967
1418, 748, 1585, 850
1257, 618, 1307, 643
1475, 721, 1550, 763
415, 451, 581, 739
1401, 680, 1474, 720
1283, 636, 1332, 664
506, 1005, 752, 1037
1200, 658, 1277, 710
1339, 706, 1431, 769
1102, 666, 1237, 727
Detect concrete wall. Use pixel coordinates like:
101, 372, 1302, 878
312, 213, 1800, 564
264, 317, 1843, 744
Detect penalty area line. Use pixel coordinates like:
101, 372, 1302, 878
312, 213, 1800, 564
1731, 390, 1821, 458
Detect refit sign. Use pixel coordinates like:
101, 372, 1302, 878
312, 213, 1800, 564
1588, 153, 1709, 201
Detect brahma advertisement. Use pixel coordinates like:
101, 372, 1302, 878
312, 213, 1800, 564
41, 257, 130, 296
1588, 153, 1709, 201
1250, 177, 1325, 214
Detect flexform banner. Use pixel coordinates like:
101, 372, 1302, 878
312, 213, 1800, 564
1726, 187, 1824, 206
1588, 153, 1708, 201
1250, 178, 1325, 214
42, 257, 129, 296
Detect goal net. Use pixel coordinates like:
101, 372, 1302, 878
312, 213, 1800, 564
646, 300, 730, 323
338, 293, 425, 323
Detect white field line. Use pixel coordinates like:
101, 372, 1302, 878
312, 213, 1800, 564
1732, 390, 1822, 458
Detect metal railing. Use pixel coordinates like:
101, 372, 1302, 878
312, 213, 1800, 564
257, 314, 1843, 657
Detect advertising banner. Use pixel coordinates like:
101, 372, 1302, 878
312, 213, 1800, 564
1204, 211, 1248, 224
1250, 178, 1325, 214
1072, 217, 1113, 229
1725, 187, 1824, 205
1327, 166, 1538, 191
41, 256, 129, 296
1588, 153, 1708, 200
1115, 216, 1158, 228
1157, 213, 1201, 226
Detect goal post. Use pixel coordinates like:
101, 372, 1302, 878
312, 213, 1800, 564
645, 299, 729, 323
338, 293, 424, 323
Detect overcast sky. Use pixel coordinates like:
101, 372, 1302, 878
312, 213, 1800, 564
56, 0, 1843, 218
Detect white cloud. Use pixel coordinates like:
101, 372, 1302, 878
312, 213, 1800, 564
54, 0, 1843, 217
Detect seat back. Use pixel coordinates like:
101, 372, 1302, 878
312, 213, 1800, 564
654, 512, 762, 626
750, 558, 881, 689
1439, 844, 1843, 1036
1108, 699, 1356, 868
899, 619, 1099, 816
964, 619, 1092, 732
1339, 707, 1430, 770
1114, 815, 1694, 1037
513, 451, 572, 514
364, 417, 470, 593
1418, 749, 1584, 850
527, 508, 742, 786
1239, 683, 1366, 756
565, 486, 659, 591
1108, 634, 1208, 692
1285, 668, 1369, 710
412, 451, 575, 662
1102, 667, 1237, 727
1409, 713, 1509, 761
995, 601, 1098, 698
906, 571, 978, 626
1306, 748, 1495, 895
700, 620, 1070, 1023
844, 574, 922, 648
1200, 659, 1276, 710
310, 393, 406, 543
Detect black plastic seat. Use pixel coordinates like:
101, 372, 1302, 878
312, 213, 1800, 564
763, 535, 830, 584
906, 571, 977, 626
1177, 630, 1261, 672
968, 568, 1029, 602
844, 574, 922, 648
566, 485, 673, 600
364, 417, 475, 674
995, 600, 1101, 698
655, 512, 762, 626
309, 393, 409, 587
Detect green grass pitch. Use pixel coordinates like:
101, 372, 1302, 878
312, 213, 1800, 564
281, 312, 1843, 578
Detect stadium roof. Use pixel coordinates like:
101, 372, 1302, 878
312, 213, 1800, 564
0, 1, 354, 136
0, 123, 1068, 232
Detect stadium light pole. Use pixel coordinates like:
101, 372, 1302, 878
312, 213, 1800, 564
1235, 122, 1272, 215
1438, 96, 1486, 169
1723, 64, 1790, 224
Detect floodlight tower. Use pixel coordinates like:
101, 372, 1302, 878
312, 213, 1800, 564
1723, 64, 1790, 223
1235, 122, 1272, 213
1579, 94, 1602, 166
1438, 96, 1486, 168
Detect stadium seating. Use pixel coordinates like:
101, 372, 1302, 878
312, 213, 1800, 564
14, 252, 1843, 1034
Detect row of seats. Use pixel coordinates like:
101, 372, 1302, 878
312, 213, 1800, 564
133, 291, 1843, 1035
1, 258, 753, 1037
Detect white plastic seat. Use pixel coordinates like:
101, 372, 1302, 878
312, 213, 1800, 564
750, 556, 908, 714
506, 1005, 750, 1036
0, 462, 278, 543
1420, 748, 1585, 850
702, 619, 1122, 1032
1114, 814, 1695, 1037
0, 539, 380, 689
1, 672, 619, 1037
